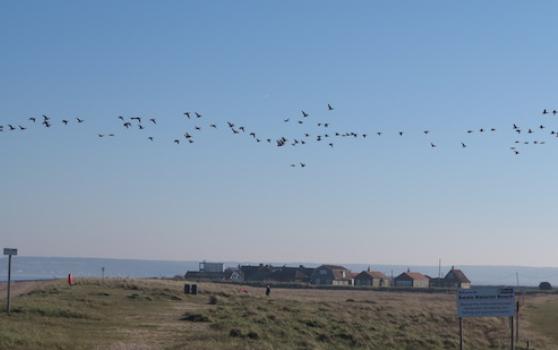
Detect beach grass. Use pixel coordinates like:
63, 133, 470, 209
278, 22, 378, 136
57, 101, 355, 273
0, 279, 556, 349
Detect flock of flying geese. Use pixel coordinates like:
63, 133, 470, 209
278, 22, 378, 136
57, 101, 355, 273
1, 105, 555, 166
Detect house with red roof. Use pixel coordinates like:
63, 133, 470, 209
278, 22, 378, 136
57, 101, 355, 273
394, 270, 430, 288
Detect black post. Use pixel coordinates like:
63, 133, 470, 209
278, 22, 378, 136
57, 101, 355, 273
459, 317, 464, 350
510, 316, 515, 350
6, 254, 12, 314
515, 301, 520, 343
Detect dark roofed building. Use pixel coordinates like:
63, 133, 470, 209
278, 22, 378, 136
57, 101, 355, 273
310, 265, 353, 286
184, 261, 225, 281
430, 266, 471, 289
270, 265, 315, 283
240, 264, 278, 282
394, 270, 430, 288
239, 264, 315, 283
354, 268, 390, 288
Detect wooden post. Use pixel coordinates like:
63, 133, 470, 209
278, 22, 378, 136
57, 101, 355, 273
459, 317, 464, 350
510, 316, 515, 350
6, 254, 12, 314
515, 300, 520, 344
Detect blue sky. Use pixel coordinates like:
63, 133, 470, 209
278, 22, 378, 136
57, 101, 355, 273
1, 1, 558, 266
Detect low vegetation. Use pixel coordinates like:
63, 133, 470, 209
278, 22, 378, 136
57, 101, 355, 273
0, 279, 556, 349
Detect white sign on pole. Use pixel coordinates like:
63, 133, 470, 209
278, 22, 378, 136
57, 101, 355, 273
457, 287, 515, 318
3, 248, 17, 256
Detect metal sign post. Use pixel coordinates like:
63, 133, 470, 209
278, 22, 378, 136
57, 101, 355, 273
3, 248, 18, 315
457, 287, 516, 350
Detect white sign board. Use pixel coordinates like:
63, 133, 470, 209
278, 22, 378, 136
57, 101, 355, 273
457, 287, 515, 318
3, 248, 17, 256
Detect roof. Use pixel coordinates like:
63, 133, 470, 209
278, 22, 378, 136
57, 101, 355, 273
355, 270, 388, 280
316, 264, 352, 281
445, 269, 471, 284
395, 272, 429, 281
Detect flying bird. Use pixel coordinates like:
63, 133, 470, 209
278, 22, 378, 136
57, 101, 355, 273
328, 104, 334, 111
301, 110, 309, 118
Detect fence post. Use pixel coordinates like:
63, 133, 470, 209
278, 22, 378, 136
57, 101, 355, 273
459, 317, 464, 350
6, 254, 12, 314
510, 316, 515, 350
515, 301, 520, 343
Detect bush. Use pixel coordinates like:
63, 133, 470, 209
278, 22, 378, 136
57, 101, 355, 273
209, 295, 218, 305
247, 331, 259, 340
180, 313, 210, 322
229, 328, 242, 337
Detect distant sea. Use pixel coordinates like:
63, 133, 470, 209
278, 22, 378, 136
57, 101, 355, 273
1, 256, 558, 287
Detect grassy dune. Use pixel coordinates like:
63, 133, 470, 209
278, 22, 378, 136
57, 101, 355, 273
0, 279, 556, 349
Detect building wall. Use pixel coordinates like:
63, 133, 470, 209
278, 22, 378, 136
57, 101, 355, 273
395, 279, 413, 287
200, 262, 224, 273
412, 279, 429, 288
354, 277, 372, 287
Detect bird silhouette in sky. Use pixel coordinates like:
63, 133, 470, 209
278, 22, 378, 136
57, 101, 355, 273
4, 103, 553, 167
